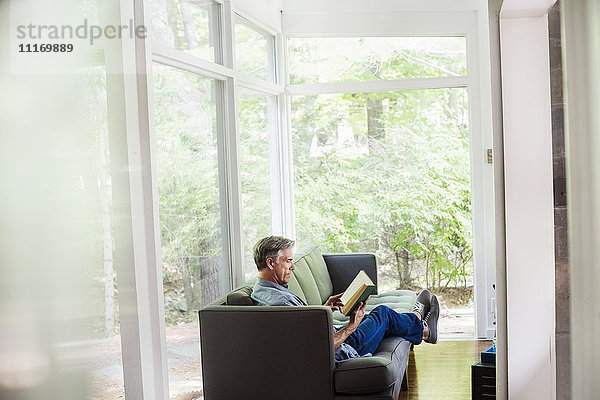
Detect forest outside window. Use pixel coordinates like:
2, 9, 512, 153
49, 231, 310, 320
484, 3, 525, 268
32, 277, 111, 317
288, 36, 475, 337
237, 88, 278, 281
287, 37, 467, 85
234, 15, 276, 82
153, 62, 226, 396
149, 0, 221, 62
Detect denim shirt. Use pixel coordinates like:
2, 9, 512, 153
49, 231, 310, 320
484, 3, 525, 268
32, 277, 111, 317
251, 278, 361, 365
251, 278, 306, 306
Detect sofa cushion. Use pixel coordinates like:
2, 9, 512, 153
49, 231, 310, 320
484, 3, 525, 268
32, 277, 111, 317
298, 246, 334, 303
292, 247, 324, 305
287, 273, 308, 305
334, 337, 411, 394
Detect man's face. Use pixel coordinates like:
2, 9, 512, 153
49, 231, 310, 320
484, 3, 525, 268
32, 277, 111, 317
269, 248, 295, 285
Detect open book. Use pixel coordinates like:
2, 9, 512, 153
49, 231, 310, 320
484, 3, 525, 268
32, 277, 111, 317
339, 270, 376, 316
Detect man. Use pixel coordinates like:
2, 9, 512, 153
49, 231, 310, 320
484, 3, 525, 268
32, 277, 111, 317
250, 236, 439, 364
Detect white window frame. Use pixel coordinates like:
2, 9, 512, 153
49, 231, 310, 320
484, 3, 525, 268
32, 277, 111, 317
281, 0, 496, 340
102, 0, 285, 399
100, 0, 170, 397
230, 7, 286, 283
148, 2, 286, 290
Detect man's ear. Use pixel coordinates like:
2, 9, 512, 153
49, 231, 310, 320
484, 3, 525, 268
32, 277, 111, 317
265, 257, 275, 270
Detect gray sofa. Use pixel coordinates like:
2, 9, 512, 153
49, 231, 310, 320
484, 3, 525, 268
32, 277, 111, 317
198, 246, 417, 400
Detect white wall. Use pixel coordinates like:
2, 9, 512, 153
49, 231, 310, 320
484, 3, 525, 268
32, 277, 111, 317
499, 11, 556, 400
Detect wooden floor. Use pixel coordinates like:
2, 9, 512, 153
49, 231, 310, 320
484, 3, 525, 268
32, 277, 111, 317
399, 340, 492, 400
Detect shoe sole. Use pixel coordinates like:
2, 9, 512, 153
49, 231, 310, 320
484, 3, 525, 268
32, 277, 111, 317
425, 295, 439, 344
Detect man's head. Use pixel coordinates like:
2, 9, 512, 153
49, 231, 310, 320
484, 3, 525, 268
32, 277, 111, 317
253, 236, 296, 285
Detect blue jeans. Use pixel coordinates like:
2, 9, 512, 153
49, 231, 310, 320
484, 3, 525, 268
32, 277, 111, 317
344, 305, 424, 356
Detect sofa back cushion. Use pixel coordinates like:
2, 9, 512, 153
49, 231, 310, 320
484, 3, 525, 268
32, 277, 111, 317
226, 279, 256, 305
226, 275, 309, 306
293, 246, 334, 305
225, 246, 331, 307
287, 273, 308, 305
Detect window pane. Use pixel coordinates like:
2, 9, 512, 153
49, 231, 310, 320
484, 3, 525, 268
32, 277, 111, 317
235, 16, 275, 81
238, 88, 276, 279
291, 89, 473, 336
150, 0, 220, 62
153, 63, 226, 397
287, 37, 467, 84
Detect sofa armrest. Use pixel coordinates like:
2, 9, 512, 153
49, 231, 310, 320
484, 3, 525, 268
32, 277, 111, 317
323, 253, 378, 295
199, 305, 335, 400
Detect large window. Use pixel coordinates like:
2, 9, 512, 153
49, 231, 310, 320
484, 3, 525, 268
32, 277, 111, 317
153, 62, 226, 396
149, 5, 281, 398
288, 37, 475, 337
237, 88, 278, 279
234, 15, 280, 278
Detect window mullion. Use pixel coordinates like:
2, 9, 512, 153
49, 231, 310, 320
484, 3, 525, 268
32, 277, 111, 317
221, 1, 244, 288
286, 76, 470, 96
101, 0, 168, 398
222, 0, 235, 69
152, 44, 235, 80
275, 32, 295, 238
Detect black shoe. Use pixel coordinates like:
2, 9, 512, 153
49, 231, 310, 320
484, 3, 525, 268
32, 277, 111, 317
412, 289, 431, 319
424, 295, 439, 344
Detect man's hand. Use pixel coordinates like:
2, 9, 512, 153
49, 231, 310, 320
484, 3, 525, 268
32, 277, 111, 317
332, 296, 370, 350
349, 296, 369, 329
324, 292, 344, 312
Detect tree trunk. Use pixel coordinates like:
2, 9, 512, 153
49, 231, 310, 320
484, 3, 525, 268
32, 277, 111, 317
152, 0, 176, 46
165, 0, 183, 50
400, 248, 411, 286
179, 0, 199, 50
180, 257, 194, 311
201, 255, 221, 306
366, 96, 384, 153
425, 254, 430, 289
180, 256, 207, 311
394, 251, 403, 287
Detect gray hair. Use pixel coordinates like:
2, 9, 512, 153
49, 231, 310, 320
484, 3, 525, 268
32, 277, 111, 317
253, 236, 295, 270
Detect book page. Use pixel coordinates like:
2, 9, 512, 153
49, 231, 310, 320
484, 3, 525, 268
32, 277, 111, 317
340, 270, 373, 306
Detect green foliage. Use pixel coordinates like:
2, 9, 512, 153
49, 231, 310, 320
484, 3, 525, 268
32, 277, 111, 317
235, 19, 271, 80
153, 64, 223, 323
237, 91, 273, 275
288, 37, 467, 85
150, 35, 474, 324
151, 0, 215, 59
289, 38, 472, 291
154, 64, 221, 264
292, 87, 472, 291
